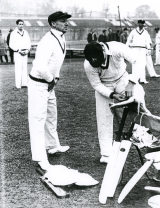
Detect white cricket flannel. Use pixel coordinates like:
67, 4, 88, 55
84, 42, 137, 98
9, 28, 31, 52
126, 27, 150, 49
155, 31, 160, 45
30, 28, 66, 82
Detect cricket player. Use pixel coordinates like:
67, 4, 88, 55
145, 30, 160, 78
84, 41, 137, 163
28, 11, 71, 171
126, 20, 150, 84
154, 27, 160, 65
9, 19, 31, 88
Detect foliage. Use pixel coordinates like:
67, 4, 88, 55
134, 5, 158, 19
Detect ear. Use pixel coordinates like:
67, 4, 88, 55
51, 21, 56, 27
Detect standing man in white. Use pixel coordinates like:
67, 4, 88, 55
9, 19, 31, 88
146, 36, 160, 78
154, 27, 160, 65
28, 11, 71, 171
126, 20, 150, 84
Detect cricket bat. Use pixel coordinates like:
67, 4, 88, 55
99, 107, 132, 204
118, 160, 153, 204
36, 166, 69, 198
144, 186, 160, 193
107, 140, 132, 197
99, 141, 121, 204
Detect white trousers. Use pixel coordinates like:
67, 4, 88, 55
95, 72, 128, 157
28, 78, 60, 162
14, 52, 28, 88
155, 44, 160, 65
146, 55, 158, 76
131, 48, 147, 82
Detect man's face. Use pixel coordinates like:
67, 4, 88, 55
52, 18, 69, 33
17, 21, 24, 31
138, 23, 144, 30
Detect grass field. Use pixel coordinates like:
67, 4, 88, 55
0, 59, 160, 208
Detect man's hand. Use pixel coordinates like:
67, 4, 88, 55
48, 78, 59, 92
48, 79, 56, 92
112, 93, 126, 102
125, 81, 135, 98
19, 49, 29, 56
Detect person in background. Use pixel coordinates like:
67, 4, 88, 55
107, 28, 120, 42
126, 20, 151, 84
98, 29, 108, 43
120, 27, 129, 44
28, 11, 71, 171
154, 27, 160, 65
0, 30, 8, 64
83, 41, 137, 163
87, 30, 97, 43
6, 29, 14, 64
145, 28, 160, 78
9, 19, 31, 88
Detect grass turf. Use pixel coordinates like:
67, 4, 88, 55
0, 59, 160, 208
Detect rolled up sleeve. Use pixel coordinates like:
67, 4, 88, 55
84, 60, 113, 98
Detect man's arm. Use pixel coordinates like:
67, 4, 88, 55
84, 60, 126, 101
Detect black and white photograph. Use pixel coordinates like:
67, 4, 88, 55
1, 0, 160, 207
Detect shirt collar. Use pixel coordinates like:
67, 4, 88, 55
50, 28, 64, 37
136, 27, 145, 33
15, 27, 24, 35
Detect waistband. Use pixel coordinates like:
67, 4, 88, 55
29, 74, 49, 84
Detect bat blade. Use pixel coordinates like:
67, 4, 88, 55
107, 140, 132, 197
118, 160, 153, 204
99, 141, 121, 204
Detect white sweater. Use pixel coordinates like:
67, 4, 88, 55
30, 29, 66, 82
84, 41, 137, 98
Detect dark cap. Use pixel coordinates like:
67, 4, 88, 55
137, 19, 145, 24
84, 42, 105, 68
48, 11, 72, 25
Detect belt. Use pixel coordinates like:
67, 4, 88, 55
29, 74, 49, 84
130, 46, 146, 49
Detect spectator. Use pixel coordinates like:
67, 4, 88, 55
28, 11, 71, 171
87, 30, 97, 43
120, 28, 129, 44
107, 28, 117, 42
98, 29, 108, 43
6, 29, 14, 64
0, 30, 8, 63
9, 19, 31, 88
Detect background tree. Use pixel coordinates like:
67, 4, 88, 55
134, 5, 158, 19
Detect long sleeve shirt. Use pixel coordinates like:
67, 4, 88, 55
126, 27, 150, 49
9, 28, 31, 52
30, 28, 66, 82
84, 41, 137, 98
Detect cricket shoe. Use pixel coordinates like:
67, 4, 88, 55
151, 75, 160, 78
47, 145, 70, 154
100, 156, 110, 164
139, 80, 149, 84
